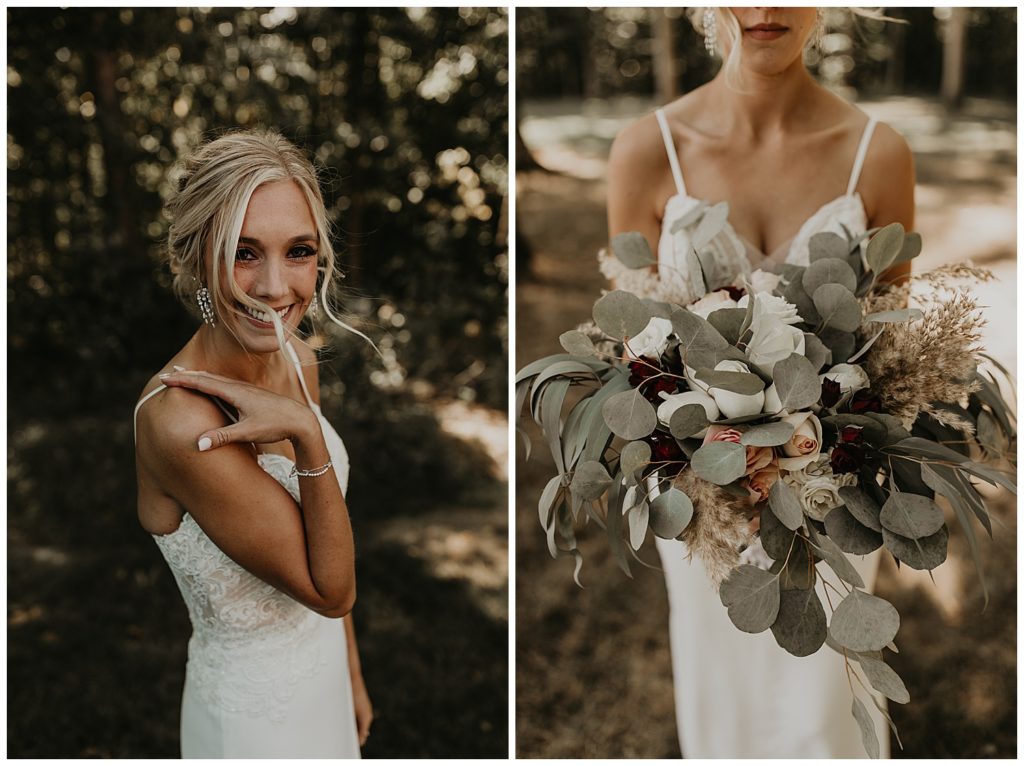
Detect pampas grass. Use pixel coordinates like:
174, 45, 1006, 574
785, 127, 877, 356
672, 471, 752, 588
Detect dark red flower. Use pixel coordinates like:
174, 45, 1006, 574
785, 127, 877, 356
840, 425, 865, 445
648, 432, 685, 475
830, 443, 865, 474
628, 357, 677, 402
723, 285, 747, 302
849, 389, 882, 414
820, 377, 843, 408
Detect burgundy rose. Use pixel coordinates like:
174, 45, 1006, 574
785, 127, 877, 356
820, 377, 843, 408
629, 357, 677, 402
849, 389, 882, 414
840, 425, 865, 446
723, 285, 747, 302
830, 443, 865, 474
648, 432, 685, 475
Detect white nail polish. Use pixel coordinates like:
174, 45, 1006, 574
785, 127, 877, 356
197, 437, 212, 452
173, 365, 186, 372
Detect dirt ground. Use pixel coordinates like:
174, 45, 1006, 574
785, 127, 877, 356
515, 96, 1017, 758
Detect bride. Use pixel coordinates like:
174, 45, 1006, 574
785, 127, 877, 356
604, 8, 913, 758
133, 130, 373, 757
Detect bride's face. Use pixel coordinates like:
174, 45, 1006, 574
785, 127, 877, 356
724, 7, 819, 75
211, 179, 319, 353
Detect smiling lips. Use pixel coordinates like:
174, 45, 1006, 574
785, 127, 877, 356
240, 302, 294, 327
746, 23, 788, 41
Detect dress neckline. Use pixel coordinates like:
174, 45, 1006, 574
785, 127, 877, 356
662, 190, 866, 264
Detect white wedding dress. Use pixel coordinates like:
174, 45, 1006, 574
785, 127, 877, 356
133, 343, 360, 758
602, 109, 890, 758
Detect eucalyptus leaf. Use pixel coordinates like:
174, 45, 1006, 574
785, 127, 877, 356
782, 276, 821, 326
768, 479, 804, 531
846, 328, 884, 364
803, 333, 832, 372
838, 486, 883, 532
558, 330, 597, 357
856, 654, 910, 704
806, 524, 865, 587
605, 477, 632, 577
759, 501, 798, 560
627, 503, 650, 550
695, 368, 766, 395
803, 257, 857, 294
538, 475, 562, 530
569, 460, 614, 501
740, 421, 795, 447
669, 403, 710, 440
579, 373, 632, 462
773, 543, 817, 590
921, 463, 989, 605
602, 388, 658, 441
851, 696, 881, 759
879, 492, 944, 539
808, 231, 849, 262
773, 353, 822, 411
825, 414, 887, 446
864, 413, 912, 446
611, 231, 657, 269
620, 440, 652, 484
813, 283, 862, 332
593, 290, 650, 340
650, 487, 695, 539
882, 524, 948, 571
865, 222, 906, 275
959, 460, 1017, 494
719, 564, 781, 633
642, 298, 675, 319
670, 200, 708, 232
830, 589, 900, 653
706, 307, 747, 346
817, 327, 856, 364
824, 506, 883, 554
671, 308, 730, 355
691, 441, 747, 485
892, 231, 923, 265
691, 201, 729, 249
771, 587, 827, 657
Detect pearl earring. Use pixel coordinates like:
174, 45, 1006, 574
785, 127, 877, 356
703, 9, 718, 57
196, 285, 215, 326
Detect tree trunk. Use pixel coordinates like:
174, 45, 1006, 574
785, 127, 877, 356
652, 10, 679, 104
941, 8, 967, 110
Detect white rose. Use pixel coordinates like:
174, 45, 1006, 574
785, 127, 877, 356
763, 383, 783, 414
747, 269, 781, 295
820, 363, 870, 398
738, 292, 802, 327
746, 318, 806, 374
782, 454, 857, 490
687, 290, 738, 320
777, 412, 823, 471
656, 389, 720, 426
627, 317, 674, 359
800, 476, 845, 521
706, 360, 765, 419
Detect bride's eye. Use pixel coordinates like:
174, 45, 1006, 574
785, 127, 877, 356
235, 247, 257, 262
289, 245, 317, 259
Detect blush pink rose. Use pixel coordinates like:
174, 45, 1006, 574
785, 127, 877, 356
702, 425, 743, 445
743, 462, 781, 504
745, 445, 774, 475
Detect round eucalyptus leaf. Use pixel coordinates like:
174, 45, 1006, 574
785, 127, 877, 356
627, 503, 649, 550
856, 655, 910, 704
771, 544, 817, 590
642, 298, 674, 320
695, 368, 766, 395
865, 222, 905, 275
691, 441, 747, 485
558, 330, 596, 357
837, 485, 883, 532
602, 389, 658, 441
809, 530, 865, 587
569, 460, 613, 501
593, 290, 650, 340
817, 327, 857, 364
882, 525, 949, 570
706, 307, 747, 346
770, 587, 827, 657
803, 333, 832, 372
768, 479, 804, 531
829, 589, 900, 653
813, 284, 863, 333
893, 230, 922, 265
692, 201, 729, 249
759, 501, 798, 560
824, 506, 883, 555
671, 308, 730, 354
611, 231, 657, 269
772, 353, 822, 412
741, 421, 795, 447
879, 492, 945, 539
808, 232, 849, 262
803, 257, 857, 295
719, 564, 781, 633
650, 487, 695, 539
620, 440, 652, 482
669, 403, 710, 440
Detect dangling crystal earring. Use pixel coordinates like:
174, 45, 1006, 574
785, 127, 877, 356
196, 285, 216, 326
310, 293, 319, 320
811, 9, 825, 51
703, 8, 718, 57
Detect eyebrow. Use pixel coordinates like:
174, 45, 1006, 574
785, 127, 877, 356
238, 234, 317, 246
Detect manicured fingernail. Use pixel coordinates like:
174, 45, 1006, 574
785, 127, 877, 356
159, 373, 171, 380
173, 365, 186, 372
197, 437, 212, 452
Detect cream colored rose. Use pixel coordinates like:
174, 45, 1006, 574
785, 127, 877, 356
777, 412, 823, 471
747, 269, 781, 295
627, 317, 674, 359
744, 462, 781, 504
657, 389, 720, 426
820, 363, 870, 398
706, 360, 766, 419
799, 476, 844, 521
687, 290, 738, 320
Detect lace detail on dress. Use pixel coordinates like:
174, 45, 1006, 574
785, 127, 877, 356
151, 415, 351, 724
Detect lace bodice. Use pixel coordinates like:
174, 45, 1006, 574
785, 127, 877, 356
141, 373, 353, 723
600, 108, 876, 305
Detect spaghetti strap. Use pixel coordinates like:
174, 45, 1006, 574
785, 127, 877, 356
133, 384, 167, 442
655, 109, 687, 196
285, 341, 318, 410
846, 117, 878, 196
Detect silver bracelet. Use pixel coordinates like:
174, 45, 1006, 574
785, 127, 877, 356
289, 460, 333, 478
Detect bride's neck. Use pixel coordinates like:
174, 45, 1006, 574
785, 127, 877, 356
708, 58, 818, 139
191, 325, 284, 388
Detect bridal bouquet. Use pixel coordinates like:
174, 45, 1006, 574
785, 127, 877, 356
516, 220, 1016, 756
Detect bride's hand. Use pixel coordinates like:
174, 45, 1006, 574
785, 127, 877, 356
158, 369, 318, 450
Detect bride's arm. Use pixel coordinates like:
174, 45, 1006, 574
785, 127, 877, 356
344, 616, 373, 745
862, 121, 916, 286
607, 115, 669, 262
137, 379, 356, 618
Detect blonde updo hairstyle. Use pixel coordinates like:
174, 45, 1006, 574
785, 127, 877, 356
165, 128, 373, 355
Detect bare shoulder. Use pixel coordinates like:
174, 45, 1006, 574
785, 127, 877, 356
136, 384, 230, 462
608, 111, 669, 181
861, 120, 915, 228
865, 121, 914, 174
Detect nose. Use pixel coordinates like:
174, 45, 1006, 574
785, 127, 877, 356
253, 256, 288, 302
